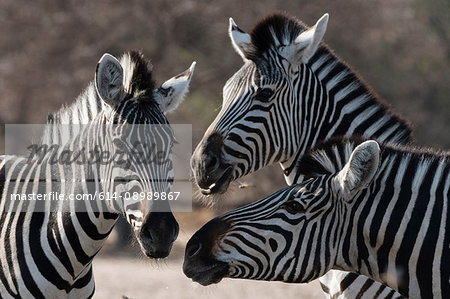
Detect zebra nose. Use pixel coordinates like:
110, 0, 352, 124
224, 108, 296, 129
139, 212, 179, 258
140, 225, 175, 259
184, 217, 230, 262
141, 224, 154, 242
141, 214, 179, 241
192, 132, 224, 171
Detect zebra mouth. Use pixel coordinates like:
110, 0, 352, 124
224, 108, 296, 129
184, 262, 229, 286
200, 166, 233, 195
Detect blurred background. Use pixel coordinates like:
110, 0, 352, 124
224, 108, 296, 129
0, 0, 448, 298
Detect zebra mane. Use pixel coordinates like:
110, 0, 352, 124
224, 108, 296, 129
248, 13, 412, 143
46, 50, 156, 126
296, 136, 449, 178
248, 13, 307, 59
45, 83, 101, 125
119, 50, 155, 100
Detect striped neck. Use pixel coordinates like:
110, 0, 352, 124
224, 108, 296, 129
280, 46, 412, 185
334, 149, 449, 298
34, 123, 121, 279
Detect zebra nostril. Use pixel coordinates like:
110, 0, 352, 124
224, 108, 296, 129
141, 226, 153, 242
187, 242, 202, 259
205, 155, 218, 171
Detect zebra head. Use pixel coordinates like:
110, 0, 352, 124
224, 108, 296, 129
93, 51, 195, 258
184, 140, 380, 285
191, 13, 329, 195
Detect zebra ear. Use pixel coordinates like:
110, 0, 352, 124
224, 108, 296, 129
279, 13, 329, 65
334, 140, 380, 198
155, 61, 196, 113
95, 53, 125, 105
229, 18, 255, 60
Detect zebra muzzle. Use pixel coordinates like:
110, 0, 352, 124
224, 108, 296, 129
199, 166, 234, 195
183, 217, 231, 285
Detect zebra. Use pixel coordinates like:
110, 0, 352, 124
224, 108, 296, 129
190, 13, 411, 298
41, 50, 196, 251
0, 50, 195, 298
184, 137, 450, 299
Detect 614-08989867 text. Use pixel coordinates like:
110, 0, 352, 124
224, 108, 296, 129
99, 191, 181, 201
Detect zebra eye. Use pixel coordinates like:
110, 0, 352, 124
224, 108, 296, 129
254, 88, 274, 102
283, 200, 305, 214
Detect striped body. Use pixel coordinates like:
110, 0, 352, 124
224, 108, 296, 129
0, 51, 194, 297
191, 13, 411, 298
184, 138, 450, 298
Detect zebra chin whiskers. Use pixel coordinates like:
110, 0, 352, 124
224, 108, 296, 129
125, 233, 170, 269
193, 180, 241, 209
193, 188, 223, 209
134, 247, 170, 269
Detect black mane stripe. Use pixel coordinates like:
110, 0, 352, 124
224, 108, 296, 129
127, 50, 156, 100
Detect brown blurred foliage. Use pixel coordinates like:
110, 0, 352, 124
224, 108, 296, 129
0, 0, 448, 208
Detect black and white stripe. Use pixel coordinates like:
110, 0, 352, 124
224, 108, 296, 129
0, 51, 194, 297
185, 137, 449, 299
191, 13, 412, 297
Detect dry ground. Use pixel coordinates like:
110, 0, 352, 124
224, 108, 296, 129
92, 209, 324, 299
93, 257, 323, 299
